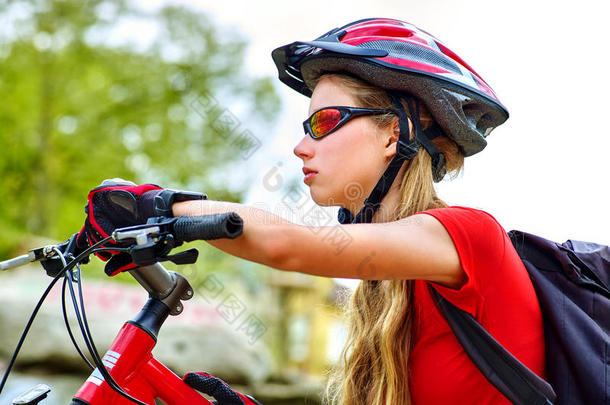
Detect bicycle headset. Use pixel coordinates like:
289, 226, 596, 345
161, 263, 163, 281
272, 18, 509, 224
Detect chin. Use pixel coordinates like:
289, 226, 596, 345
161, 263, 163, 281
309, 187, 343, 208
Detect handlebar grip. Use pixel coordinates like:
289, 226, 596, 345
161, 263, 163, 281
174, 213, 243, 242
0, 252, 36, 271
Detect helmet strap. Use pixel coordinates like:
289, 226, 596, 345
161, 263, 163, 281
403, 97, 447, 182
338, 93, 418, 224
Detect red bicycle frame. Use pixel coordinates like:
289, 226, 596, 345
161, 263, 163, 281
70, 263, 214, 405
1, 215, 248, 405
71, 322, 211, 404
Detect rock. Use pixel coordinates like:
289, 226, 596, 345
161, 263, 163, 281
0, 266, 272, 384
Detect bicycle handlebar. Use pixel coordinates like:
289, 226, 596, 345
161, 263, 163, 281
172, 213, 243, 242
0, 212, 244, 273
0, 252, 36, 271
114, 212, 244, 315
0, 212, 246, 403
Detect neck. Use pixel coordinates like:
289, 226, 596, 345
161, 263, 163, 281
346, 161, 408, 224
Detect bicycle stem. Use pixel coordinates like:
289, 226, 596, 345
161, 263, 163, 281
113, 223, 194, 316
129, 264, 194, 316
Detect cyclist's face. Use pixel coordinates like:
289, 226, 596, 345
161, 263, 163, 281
293, 75, 391, 211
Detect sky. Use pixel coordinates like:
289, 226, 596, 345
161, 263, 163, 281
142, 0, 608, 285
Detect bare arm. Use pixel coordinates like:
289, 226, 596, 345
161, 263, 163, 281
173, 200, 465, 288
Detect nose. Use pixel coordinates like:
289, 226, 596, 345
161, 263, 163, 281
293, 134, 315, 160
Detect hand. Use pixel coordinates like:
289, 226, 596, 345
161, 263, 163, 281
76, 178, 206, 276
183, 372, 263, 405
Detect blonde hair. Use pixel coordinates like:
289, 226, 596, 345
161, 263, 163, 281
320, 73, 464, 405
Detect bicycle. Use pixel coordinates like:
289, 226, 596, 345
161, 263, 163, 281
0, 212, 261, 405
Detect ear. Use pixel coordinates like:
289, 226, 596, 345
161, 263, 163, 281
383, 118, 405, 159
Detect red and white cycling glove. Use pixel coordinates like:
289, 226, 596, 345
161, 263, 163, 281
76, 179, 206, 276
183, 372, 263, 405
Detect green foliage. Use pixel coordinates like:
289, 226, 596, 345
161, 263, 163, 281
0, 0, 279, 257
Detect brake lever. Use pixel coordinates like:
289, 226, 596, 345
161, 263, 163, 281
37, 233, 89, 278
163, 249, 199, 265
127, 233, 175, 266
113, 218, 199, 267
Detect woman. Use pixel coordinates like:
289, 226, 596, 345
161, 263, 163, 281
79, 18, 546, 405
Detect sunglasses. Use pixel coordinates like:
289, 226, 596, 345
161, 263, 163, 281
303, 106, 395, 139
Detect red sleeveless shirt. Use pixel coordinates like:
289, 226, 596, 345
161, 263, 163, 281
409, 207, 546, 405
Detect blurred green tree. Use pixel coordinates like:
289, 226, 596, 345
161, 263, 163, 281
0, 0, 279, 255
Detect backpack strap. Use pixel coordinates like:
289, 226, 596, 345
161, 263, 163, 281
429, 286, 556, 405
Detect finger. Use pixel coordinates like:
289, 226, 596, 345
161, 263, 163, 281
75, 226, 89, 249
101, 178, 137, 187
105, 253, 137, 277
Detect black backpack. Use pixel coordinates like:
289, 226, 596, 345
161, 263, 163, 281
431, 230, 610, 405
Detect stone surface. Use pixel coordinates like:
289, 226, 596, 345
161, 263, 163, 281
0, 267, 272, 384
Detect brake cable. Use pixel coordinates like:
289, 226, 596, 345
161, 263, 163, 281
0, 266, 63, 394
0, 237, 148, 404
61, 270, 94, 370
60, 247, 149, 405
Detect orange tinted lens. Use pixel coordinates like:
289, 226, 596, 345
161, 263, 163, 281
310, 108, 342, 138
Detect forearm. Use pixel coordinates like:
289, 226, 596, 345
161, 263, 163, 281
172, 201, 462, 285
172, 200, 352, 277
173, 199, 289, 225
172, 200, 292, 268
172, 199, 399, 279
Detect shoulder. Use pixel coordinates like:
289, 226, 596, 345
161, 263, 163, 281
419, 206, 503, 229
416, 206, 507, 253
413, 206, 514, 300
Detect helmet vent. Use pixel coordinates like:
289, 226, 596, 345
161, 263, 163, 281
359, 40, 461, 75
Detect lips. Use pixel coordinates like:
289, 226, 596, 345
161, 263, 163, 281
303, 167, 318, 184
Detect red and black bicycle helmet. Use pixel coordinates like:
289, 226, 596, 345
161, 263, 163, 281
272, 18, 509, 223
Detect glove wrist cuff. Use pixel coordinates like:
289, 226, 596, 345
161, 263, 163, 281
153, 189, 207, 217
